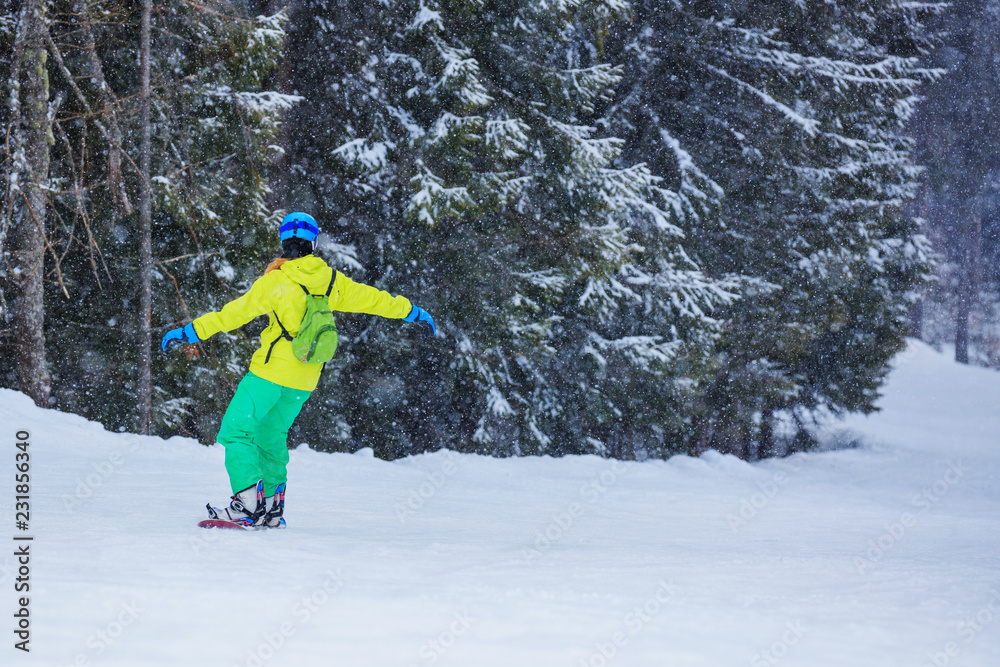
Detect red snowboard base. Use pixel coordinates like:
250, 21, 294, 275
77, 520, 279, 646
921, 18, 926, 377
198, 518, 251, 530
198, 518, 285, 530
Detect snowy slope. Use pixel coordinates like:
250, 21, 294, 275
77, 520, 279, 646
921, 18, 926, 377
1, 340, 998, 667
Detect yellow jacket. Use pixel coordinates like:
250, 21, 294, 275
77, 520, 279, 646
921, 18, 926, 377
192, 255, 411, 391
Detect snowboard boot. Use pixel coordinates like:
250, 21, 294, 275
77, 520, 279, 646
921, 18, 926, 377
207, 480, 266, 527
262, 482, 286, 528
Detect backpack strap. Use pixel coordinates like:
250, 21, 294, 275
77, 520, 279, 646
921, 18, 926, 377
263, 271, 336, 363
264, 311, 294, 363
295, 272, 334, 297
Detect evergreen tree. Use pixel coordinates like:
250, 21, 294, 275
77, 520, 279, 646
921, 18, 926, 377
282, 0, 738, 458
608, 0, 940, 456
2, 0, 294, 438
148, 6, 296, 439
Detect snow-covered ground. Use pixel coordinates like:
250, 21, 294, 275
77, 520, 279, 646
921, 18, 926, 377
1, 340, 998, 667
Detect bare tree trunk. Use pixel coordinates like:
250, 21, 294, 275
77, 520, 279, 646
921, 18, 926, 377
910, 299, 924, 340
955, 276, 971, 364
73, 0, 132, 218
2, 0, 28, 263
137, 0, 153, 433
757, 409, 774, 460
910, 183, 931, 340
955, 204, 982, 365
11, 0, 52, 408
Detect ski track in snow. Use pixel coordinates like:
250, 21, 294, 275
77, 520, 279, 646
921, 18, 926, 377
0, 340, 998, 666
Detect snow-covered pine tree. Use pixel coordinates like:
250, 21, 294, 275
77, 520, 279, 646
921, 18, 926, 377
148, 6, 298, 439
281, 0, 739, 457
9, 0, 295, 437
609, 0, 940, 457
145, 3, 296, 437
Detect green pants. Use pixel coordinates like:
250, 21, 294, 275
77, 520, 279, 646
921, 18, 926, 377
217, 372, 311, 496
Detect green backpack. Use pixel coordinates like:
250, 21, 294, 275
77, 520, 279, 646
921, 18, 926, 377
266, 273, 339, 364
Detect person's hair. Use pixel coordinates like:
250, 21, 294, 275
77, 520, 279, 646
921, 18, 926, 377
281, 237, 314, 259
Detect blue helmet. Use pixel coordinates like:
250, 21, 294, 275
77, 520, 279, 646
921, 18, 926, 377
279, 212, 319, 246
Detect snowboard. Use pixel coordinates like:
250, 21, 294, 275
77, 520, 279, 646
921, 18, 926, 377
200, 502, 285, 529
198, 518, 252, 530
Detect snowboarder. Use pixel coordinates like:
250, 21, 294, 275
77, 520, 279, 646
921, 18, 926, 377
160, 212, 436, 528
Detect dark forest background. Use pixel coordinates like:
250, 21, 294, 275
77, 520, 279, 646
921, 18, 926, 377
2, 0, 997, 461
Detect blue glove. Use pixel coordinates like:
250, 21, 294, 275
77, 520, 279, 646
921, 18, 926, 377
404, 305, 437, 337
161, 322, 200, 353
